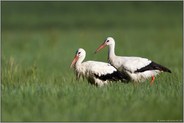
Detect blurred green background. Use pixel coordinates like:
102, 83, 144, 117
2, 1, 183, 122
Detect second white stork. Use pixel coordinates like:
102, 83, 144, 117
95, 37, 171, 85
70, 48, 130, 87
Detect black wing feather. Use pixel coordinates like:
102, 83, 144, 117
94, 70, 131, 82
135, 61, 171, 73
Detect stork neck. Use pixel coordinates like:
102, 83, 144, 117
108, 44, 116, 59
76, 57, 84, 66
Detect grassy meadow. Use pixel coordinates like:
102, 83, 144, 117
2, 1, 183, 122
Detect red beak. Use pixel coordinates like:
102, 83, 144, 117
95, 42, 107, 54
70, 55, 79, 68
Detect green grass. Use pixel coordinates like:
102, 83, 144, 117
2, 1, 183, 122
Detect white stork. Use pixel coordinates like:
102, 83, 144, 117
70, 48, 130, 87
95, 37, 171, 85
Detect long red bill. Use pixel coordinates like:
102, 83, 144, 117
94, 43, 107, 54
70, 55, 79, 68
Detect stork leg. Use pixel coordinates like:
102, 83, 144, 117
150, 76, 155, 85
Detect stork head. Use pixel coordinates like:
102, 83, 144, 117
95, 37, 115, 53
70, 48, 86, 68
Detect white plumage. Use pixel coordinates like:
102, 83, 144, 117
95, 37, 171, 85
70, 48, 129, 87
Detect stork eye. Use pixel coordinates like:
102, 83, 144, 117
78, 52, 81, 54
106, 40, 109, 42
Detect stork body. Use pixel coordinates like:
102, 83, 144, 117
70, 48, 130, 87
95, 37, 171, 85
